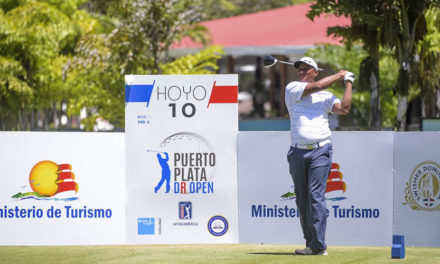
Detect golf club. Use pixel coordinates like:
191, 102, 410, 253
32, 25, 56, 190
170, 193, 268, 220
263, 55, 295, 67
263, 55, 337, 74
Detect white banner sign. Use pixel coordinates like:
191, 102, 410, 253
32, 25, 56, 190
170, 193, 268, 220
238, 131, 393, 246
125, 75, 239, 244
0, 132, 126, 245
393, 132, 440, 247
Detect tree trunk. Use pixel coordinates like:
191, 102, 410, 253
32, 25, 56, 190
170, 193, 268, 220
31, 109, 35, 130
18, 108, 23, 130
395, 62, 411, 131
369, 66, 381, 130
53, 102, 60, 131
436, 89, 440, 118
394, 0, 412, 131
396, 94, 408, 131
44, 109, 50, 131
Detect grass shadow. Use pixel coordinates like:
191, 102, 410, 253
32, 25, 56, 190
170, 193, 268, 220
249, 252, 294, 256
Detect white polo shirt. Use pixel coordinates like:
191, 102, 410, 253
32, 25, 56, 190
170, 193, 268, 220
285, 81, 340, 146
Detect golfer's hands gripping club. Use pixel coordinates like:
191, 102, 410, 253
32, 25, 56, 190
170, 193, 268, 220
344, 71, 355, 84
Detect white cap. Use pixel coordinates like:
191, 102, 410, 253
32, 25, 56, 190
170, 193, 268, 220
294, 57, 318, 71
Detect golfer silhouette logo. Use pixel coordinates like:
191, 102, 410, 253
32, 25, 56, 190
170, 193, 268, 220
154, 152, 170, 193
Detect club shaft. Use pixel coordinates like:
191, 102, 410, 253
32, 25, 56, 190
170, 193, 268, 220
265, 55, 339, 75
278, 60, 295, 66
281, 63, 336, 74
277, 60, 336, 73
318, 68, 336, 74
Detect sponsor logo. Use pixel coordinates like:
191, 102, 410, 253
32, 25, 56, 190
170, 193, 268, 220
179, 201, 192, 220
281, 163, 346, 202
2, 161, 113, 219
138, 218, 155, 235
250, 204, 380, 219
326, 163, 347, 201
256, 162, 380, 219
404, 161, 440, 211
150, 132, 216, 195
173, 202, 198, 227
207, 215, 228, 236
12, 160, 79, 201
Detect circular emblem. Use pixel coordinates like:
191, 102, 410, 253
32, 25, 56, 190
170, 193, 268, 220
404, 161, 440, 211
207, 215, 228, 236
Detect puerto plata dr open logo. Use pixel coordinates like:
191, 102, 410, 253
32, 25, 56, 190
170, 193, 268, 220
12, 160, 79, 201
149, 132, 216, 195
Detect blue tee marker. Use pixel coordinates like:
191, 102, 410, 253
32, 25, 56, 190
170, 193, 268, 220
391, 235, 405, 259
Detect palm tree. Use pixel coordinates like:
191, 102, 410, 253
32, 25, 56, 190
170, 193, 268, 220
415, 8, 440, 119
382, 0, 439, 130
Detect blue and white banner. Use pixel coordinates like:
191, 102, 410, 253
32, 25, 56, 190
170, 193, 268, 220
393, 132, 440, 247
238, 131, 394, 246
125, 75, 239, 244
0, 132, 126, 245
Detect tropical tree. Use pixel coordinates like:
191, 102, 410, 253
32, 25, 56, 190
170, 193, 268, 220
64, 0, 220, 130
191, 0, 312, 20
414, 7, 440, 118
0, 0, 87, 130
308, 0, 390, 130
305, 44, 399, 129
160, 46, 223, 74
381, 0, 440, 130
309, 0, 440, 130
0, 10, 32, 130
84, 0, 314, 20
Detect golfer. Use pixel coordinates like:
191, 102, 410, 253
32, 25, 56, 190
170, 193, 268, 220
286, 57, 354, 255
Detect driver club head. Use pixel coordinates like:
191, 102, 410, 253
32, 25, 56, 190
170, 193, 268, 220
263, 55, 278, 68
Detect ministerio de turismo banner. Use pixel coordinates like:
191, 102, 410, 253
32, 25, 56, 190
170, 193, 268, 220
238, 131, 394, 246
0, 132, 126, 245
125, 75, 239, 244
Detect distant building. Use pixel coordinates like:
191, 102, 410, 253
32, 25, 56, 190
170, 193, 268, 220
172, 3, 350, 118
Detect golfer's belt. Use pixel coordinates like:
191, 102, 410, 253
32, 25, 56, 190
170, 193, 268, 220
294, 139, 331, 150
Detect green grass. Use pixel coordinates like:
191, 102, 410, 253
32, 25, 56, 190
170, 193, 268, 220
0, 244, 439, 264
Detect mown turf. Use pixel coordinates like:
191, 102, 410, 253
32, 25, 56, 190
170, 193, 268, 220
0, 244, 439, 264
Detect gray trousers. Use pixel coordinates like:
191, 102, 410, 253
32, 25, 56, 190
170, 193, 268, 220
287, 144, 333, 251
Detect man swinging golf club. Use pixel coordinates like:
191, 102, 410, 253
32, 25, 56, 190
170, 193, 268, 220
285, 57, 354, 255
